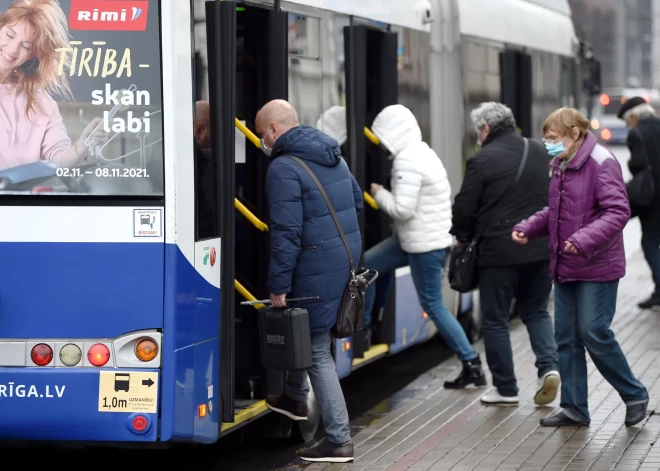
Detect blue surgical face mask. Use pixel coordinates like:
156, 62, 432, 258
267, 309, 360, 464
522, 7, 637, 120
545, 141, 566, 157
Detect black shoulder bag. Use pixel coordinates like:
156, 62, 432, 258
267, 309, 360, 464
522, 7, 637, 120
448, 138, 529, 293
286, 156, 378, 339
626, 127, 655, 210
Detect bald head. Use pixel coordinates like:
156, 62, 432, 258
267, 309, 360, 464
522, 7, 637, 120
257, 99, 299, 129
255, 100, 300, 153
195, 101, 211, 150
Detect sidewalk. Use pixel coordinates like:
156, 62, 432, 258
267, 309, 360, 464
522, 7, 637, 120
308, 249, 660, 471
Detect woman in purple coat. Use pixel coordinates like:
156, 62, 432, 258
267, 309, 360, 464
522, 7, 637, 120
513, 108, 648, 428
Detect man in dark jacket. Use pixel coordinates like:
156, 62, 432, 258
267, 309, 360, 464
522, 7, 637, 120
618, 97, 660, 309
256, 99, 363, 463
450, 102, 559, 407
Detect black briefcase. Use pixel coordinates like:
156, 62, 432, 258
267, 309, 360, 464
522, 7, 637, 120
257, 306, 313, 371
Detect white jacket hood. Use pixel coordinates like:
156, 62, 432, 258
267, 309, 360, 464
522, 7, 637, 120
371, 104, 422, 156
371, 104, 453, 253
316, 106, 347, 146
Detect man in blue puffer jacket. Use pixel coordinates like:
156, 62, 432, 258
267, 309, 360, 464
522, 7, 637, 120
256, 99, 363, 464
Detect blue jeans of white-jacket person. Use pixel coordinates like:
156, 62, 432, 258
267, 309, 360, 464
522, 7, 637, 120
285, 331, 351, 445
363, 235, 477, 362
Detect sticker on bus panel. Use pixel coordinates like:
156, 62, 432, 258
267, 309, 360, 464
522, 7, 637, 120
133, 209, 162, 237
98, 371, 158, 413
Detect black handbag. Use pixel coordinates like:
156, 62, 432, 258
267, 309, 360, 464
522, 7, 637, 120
286, 156, 378, 339
448, 138, 529, 293
626, 128, 655, 209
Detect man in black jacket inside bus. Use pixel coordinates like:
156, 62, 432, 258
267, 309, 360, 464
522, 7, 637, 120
450, 102, 560, 408
618, 97, 660, 310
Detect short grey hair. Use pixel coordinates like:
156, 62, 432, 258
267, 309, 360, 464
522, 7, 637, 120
623, 103, 656, 121
470, 102, 516, 133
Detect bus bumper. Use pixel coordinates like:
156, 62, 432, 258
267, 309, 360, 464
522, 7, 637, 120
0, 368, 159, 442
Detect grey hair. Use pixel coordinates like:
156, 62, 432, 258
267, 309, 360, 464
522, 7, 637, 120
470, 102, 517, 134
623, 103, 656, 121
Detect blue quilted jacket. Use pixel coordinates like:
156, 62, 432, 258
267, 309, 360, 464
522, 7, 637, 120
266, 125, 363, 333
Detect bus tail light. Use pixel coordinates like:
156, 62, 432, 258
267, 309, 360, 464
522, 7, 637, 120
59, 344, 82, 366
31, 344, 53, 366
132, 416, 148, 432
135, 338, 158, 362
88, 344, 110, 367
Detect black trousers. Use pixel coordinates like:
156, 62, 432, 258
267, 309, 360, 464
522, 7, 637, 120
479, 261, 558, 396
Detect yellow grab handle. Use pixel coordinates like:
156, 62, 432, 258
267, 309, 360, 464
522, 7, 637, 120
235, 118, 261, 148
235, 198, 268, 231
364, 191, 379, 210
234, 279, 264, 310
364, 127, 380, 146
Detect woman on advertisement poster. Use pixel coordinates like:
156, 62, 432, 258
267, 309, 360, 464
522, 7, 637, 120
0, 0, 108, 173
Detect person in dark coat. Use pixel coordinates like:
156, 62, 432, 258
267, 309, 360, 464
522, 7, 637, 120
618, 97, 660, 309
451, 102, 559, 408
256, 99, 362, 464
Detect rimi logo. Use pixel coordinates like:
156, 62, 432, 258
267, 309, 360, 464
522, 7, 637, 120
69, 0, 149, 31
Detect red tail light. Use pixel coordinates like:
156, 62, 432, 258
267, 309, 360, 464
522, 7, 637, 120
88, 344, 110, 367
31, 344, 53, 366
132, 416, 148, 432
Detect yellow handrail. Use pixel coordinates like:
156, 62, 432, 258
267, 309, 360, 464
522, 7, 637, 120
234, 279, 264, 309
363, 191, 379, 210
235, 198, 268, 231
234, 118, 378, 212
364, 127, 380, 146
235, 118, 261, 148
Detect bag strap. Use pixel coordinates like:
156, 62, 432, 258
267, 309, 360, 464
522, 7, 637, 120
475, 137, 529, 241
285, 155, 355, 273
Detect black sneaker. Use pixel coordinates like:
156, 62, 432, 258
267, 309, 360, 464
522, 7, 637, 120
625, 399, 649, 427
444, 355, 487, 389
266, 394, 308, 421
298, 438, 354, 463
638, 293, 660, 309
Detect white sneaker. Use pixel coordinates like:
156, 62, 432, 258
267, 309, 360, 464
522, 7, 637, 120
481, 391, 519, 406
534, 370, 560, 406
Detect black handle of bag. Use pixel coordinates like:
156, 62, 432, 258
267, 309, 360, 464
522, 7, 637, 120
473, 137, 529, 242
286, 155, 356, 273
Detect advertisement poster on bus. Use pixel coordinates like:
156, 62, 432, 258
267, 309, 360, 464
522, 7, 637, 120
0, 0, 162, 196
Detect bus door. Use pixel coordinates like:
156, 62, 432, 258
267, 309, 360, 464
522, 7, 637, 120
205, 0, 288, 427
344, 23, 398, 358
500, 49, 532, 138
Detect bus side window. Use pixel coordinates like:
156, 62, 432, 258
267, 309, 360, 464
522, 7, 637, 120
193, 7, 219, 242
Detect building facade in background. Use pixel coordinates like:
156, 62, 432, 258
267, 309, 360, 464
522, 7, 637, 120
570, 0, 653, 89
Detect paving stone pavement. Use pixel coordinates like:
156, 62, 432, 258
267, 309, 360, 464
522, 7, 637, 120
307, 250, 660, 471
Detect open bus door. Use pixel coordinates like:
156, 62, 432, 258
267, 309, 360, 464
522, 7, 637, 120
500, 49, 532, 138
206, 0, 236, 425
206, 0, 288, 431
344, 23, 398, 358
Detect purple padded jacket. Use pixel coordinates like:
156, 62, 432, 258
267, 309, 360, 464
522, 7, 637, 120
513, 132, 630, 283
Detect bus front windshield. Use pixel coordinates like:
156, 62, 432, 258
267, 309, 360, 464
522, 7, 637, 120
0, 0, 163, 196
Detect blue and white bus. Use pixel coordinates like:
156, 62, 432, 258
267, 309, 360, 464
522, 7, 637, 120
0, 0, 577, 445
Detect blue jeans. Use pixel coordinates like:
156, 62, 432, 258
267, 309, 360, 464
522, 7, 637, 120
285, 332, 351, 445
554, 280, 648, 423
641, 226, 660, 294
363, 236, 477, 362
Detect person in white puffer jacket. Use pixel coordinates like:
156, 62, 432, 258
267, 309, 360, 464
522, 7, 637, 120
367, 104, 486, 390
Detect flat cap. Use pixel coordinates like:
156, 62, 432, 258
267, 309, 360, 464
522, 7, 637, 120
617, 96, 647, 119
